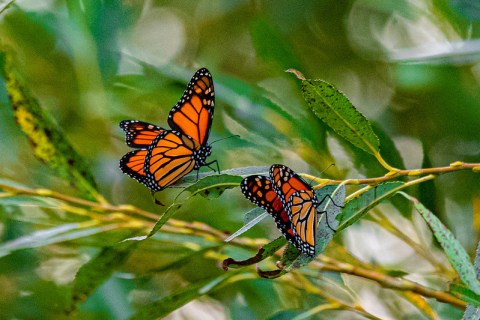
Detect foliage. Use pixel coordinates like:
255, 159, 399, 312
0, 1, 480, 319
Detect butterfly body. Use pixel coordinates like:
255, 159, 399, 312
241, 165, 320, 257
119, 68, 216, 193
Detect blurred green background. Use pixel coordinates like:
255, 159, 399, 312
0, 0, 479, 319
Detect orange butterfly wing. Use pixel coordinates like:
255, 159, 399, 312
167, 68, 214, 146
240, 175, 298, 245
119, 120, 164, 148
144, 131, 199, 192
119, 68, 215, 193
286, 190, 318, 256
270, 164, 319, 256
119, 149, 155, 188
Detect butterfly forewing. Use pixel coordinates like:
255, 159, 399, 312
240, 175, 298, 247
119, 120, 164, 148
270, 164, 312, 204
167, 68, 214, 146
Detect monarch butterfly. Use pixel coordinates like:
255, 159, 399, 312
119, 68, 217, 193
240, 175, 299, 248
241, 164, 321, 257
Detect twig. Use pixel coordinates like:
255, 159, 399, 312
315, 255, 466, 309
302, 161, 480, 188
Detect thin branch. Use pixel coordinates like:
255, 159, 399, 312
315, 256, 466, 309
303, 161, 480, 188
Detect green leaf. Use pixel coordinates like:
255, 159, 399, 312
244, 207, 267, 224
312, 185, 345, 254
181, 174, 243, 199
146, 202, 183, 239
68, 240, 138, 313
129, 270, 246, 320
401, 193, 480, 295
224, 208, 268, 242
463, 243, 480, 319
280, 243, 301, 267
451, 284, 480, 307
0, 223, 116, 258
0, 194, 61, 208
2, 53, 99, 200
147, 245, 222, 274
337, 182, 405, 232
175, 166, 270, 187
0, 0, 16, 14
301, 77, 380, 155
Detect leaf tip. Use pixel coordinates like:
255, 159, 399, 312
285, 68, 306, 80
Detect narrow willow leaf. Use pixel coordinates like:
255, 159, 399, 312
125, 192, 190, 242
68, 240, 138, 313
337, 182, 404, 232
147, 202, 182, 237
0, 195, 61, 208
451, 284, 480, 307
301, 78, 379, 155
244, 207, 267, 224
268, 310, 304, 320
129, 270, 245, 320
181, 174, 242, 199
401, 193, 480, 295
463, 241, 480, 319
401, 291, 440, 320
224, 209, 268, 242
175, 166, 270, 187
147, 245, 222, 274
314, 185, 345, 254
280, 243, 300, 266
2, 53, 99, 199
0, 223, 115, 258
0, 0, 15, 14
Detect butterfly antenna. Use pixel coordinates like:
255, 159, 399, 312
209, 135, 240, 145
305, 164, 336, 186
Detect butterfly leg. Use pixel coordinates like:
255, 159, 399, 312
316, 194, 344, 233
320, 210, 337, 233
206, 160, 221, 174
317, 194, 344, 209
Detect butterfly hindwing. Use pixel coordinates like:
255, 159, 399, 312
270, 164, 319, 257
144, 131, 198, 192
119, 149, 154, 187
240, 175, 298, 246
167, 68, 214, 146
286, 190, 318, 256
